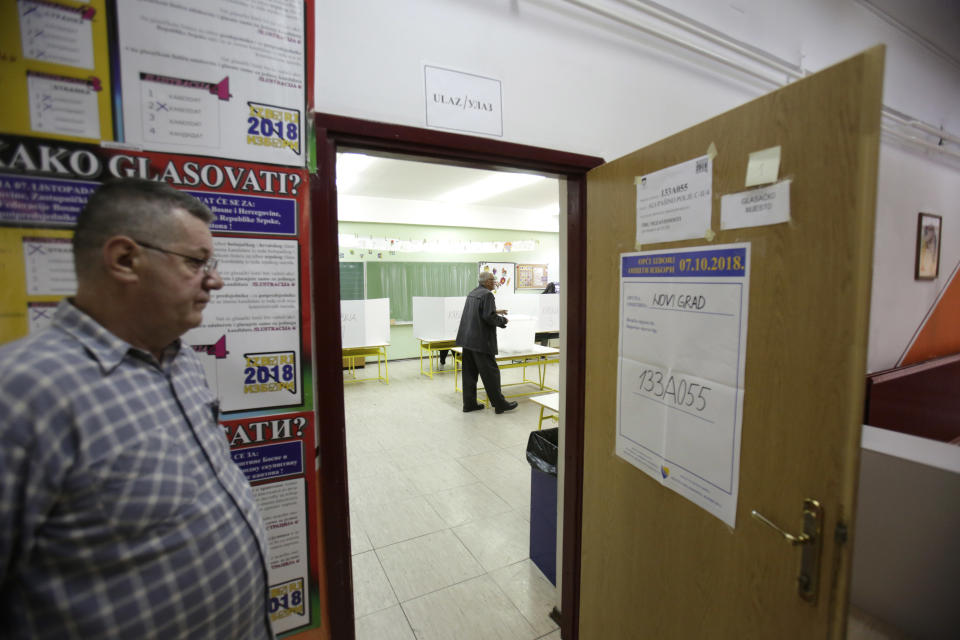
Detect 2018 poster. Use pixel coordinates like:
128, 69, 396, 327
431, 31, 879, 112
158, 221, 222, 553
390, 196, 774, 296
616, 243, 750, 527
224, 412, 321, 634
114, 0, 305, 166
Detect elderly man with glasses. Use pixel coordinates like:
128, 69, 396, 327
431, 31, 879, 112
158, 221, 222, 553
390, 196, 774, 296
0, 179, 273, 639
456, 270, 518, 415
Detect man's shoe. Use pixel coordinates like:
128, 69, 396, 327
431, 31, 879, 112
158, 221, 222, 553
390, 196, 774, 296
463, 404, 485, 413
495, 401, 519, 414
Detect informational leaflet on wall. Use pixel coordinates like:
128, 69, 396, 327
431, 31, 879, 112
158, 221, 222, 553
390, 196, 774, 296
115, 0, 305, 166
22, 236, 76, 295
635, 155, 713, 245
27, 73, 101, 139
0, 226, 75, 344
18, 0, 96, 68
185, 237, 301, 413
616, 243, 750, 527
27, 301, 58, 334
0, 1, 113, 141
223, 412, 320, 634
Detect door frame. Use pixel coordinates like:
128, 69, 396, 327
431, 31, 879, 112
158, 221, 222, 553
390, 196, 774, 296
311, 113, 603, 639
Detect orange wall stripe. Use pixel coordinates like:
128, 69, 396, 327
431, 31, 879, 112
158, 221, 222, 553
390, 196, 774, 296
899, 260, 960, 366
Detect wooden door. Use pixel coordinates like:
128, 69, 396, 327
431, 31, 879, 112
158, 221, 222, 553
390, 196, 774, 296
579, 47, 884, 638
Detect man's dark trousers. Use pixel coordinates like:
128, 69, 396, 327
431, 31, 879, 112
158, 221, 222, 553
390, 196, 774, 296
461, 348, 508, 410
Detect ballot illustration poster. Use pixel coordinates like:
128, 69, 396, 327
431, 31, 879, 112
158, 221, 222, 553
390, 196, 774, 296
185, 237, 303, 412
114, 0, 305, 165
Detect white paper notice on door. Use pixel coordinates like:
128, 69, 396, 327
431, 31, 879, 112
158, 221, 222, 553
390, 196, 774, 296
635, 155, 713, 245
616, 243, 750, 528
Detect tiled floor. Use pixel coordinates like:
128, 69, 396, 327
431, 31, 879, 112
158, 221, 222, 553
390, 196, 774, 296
346, 356, 561, 640
345, 356, 904, 640
847, 606, 913, 640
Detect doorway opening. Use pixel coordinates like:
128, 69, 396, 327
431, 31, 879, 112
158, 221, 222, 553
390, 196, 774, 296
337, 150, 564, 638
310, 114, 602, 640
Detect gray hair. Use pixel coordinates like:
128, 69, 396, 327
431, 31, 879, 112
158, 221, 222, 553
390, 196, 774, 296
479, 271, 495, 285
72, 178, 213, 271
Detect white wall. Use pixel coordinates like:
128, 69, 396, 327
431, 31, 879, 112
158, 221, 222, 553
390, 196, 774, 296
869, 143, 960, 371
852, 426, 960, 637
337, 220, 560, 277
316, 0, 960, 372
340, 194, 560, 233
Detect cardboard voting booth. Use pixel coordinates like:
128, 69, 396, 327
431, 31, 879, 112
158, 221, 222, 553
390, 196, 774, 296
498, 313, 536, 353
493, 293, 559, 333
412, 296, 465, 340
537, 295, 559, 332
340, 298, 390, 348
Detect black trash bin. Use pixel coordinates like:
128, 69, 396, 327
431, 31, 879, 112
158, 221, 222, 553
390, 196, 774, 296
526, 427, 559, 585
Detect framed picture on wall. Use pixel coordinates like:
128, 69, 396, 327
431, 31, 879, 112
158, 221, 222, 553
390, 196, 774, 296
517, 263, 549, 289
479, 262, 514, 293
915, 212, 942, 280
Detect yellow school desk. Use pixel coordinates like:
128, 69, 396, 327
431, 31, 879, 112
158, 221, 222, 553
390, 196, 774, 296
342, 344, 389, 384
451, 345, 559, 399
529, 392, 560, 430
417, 337, 456, 379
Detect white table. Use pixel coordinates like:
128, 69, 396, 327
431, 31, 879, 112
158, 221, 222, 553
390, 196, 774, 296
451, 345, 559, 399
529, 392, 560, 430
416, 337, 457, 379
342, 344, 389, 384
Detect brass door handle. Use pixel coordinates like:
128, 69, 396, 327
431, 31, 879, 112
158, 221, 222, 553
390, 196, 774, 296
750, 499, 823, 603
750, 510, 812, 545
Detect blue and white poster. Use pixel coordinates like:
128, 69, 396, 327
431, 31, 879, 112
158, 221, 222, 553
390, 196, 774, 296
616, 243, 750, 527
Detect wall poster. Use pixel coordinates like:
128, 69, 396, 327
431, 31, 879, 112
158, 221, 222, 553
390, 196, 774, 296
616, 243, 750, 527
0, 137, 310, 409
516, 263, 549, 290
223, 412, 320, 635
0, 1, 114, 142
114, 0, 306, 166
1, 0, 307, 161
2, 0, 320, 633
479, 261, 514, 293
0, 134, 321, 635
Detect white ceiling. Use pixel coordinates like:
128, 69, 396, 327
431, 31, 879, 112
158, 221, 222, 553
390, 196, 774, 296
336, 152, 560, 212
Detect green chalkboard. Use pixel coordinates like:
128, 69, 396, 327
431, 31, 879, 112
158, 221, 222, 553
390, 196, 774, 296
367, 262, 476, 321
339, 262, 365, 300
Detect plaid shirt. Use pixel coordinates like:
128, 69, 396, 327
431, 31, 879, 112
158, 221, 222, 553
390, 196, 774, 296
0, 301, 273, 639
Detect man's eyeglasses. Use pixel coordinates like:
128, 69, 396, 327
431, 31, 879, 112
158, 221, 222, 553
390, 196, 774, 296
134, 239, 218, 274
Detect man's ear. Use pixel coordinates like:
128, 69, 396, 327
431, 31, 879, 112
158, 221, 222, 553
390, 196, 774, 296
102, 236, 141, 284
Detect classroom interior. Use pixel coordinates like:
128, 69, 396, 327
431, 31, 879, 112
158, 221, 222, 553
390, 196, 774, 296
337, 153, 566, 639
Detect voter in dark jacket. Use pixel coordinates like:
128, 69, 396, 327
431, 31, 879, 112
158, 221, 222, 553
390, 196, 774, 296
455, 271, 518, 414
